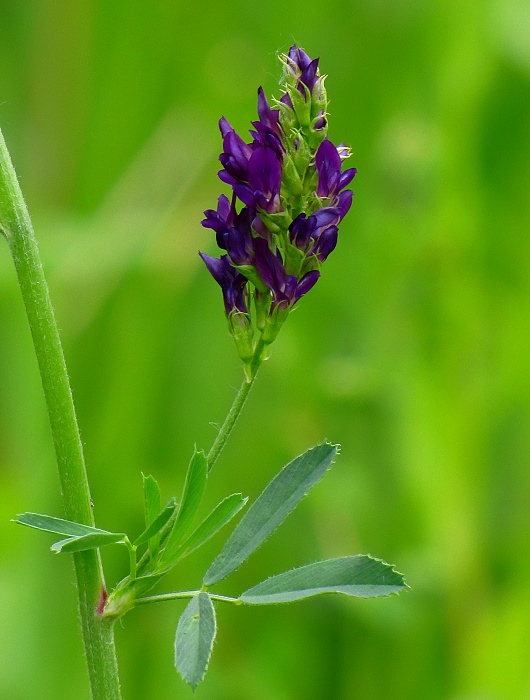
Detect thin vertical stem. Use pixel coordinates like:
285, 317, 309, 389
207, 338, 268, 471
0, 128, 122, 699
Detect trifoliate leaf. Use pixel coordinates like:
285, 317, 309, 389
203, 442, 337, 586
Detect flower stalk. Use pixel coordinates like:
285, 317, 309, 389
0, 127, 122, 700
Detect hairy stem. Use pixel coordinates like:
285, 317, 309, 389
207, 338, 268, 471
0, 128, 122, 699
135, 591, 240, 606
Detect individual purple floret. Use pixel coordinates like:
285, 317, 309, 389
253, 238, 320, 310
289, 206, 342, 261
202, 194, 234, 247
316, 138, 357, 201
232, 146, 282, 214
199, 253, 248, 315
255, 87, 282, 142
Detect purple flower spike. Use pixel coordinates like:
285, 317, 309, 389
201, 46, 356, 349
199, 253, 248, 315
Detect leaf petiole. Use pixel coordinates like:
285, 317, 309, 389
135, 591, 240, 606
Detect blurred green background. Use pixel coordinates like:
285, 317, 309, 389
1, 0, 529, 698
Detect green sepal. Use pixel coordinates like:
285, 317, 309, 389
233, 263, 269, 294
254, 289, 271, 331
257, 210, 291, 233
227, 311, 254, 364
133, 498, 177, 547
291, 133, 312, 179
203, 442, 338, 586
276, 99, 296, 135
260, 304, 290, 345
283, 241, 307, 277
307, 119, 328, 150
303, 170, 320, 204
239, 555, 408, 604
281, 152, 304, 197
51, 531, 126, 554
279, 52, 299, 90
310, 75, 328, 119
287, 81, 312, 128
175, 592, 217, 690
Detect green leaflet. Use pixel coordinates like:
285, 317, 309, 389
14, 512, 109, 538
142, 473, 162, 559
142, 474, 161, 525
174, 592, 216, 690
203, 442, 338, 586
51, 532, 126, 554
239, 555, 408, 604
14, 512, 127, 554
133, 498, 177, 547
164, 493, 247, 567
161, 449, 207, 566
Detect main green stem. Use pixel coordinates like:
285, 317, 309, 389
0, 129, 122, 699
